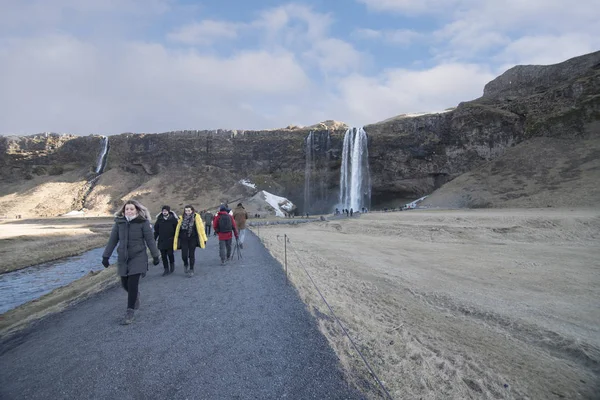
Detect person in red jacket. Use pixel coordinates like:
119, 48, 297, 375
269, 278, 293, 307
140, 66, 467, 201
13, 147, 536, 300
213, 205, 239, 264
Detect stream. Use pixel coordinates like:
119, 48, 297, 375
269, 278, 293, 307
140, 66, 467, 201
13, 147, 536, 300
0, 247, 117, 314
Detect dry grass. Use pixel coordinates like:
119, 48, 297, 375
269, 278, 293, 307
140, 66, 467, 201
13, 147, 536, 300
0, 217, 113, 273
425, 137, 600, 209
256, 209, 600, 399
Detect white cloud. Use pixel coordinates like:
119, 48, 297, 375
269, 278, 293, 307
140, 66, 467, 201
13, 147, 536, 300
334, 63, 495, 126
354, 28, 422, 45
356, 0, 463, 14
0, 34, 312, 134
304, 38, 363, 73
167, 20, 240, 45
495, 33, 600, 66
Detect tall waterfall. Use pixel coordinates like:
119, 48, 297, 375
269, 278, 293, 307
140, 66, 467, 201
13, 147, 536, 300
339, 127, 371, 211
95, 136, 109, 174
303, 130, 331, 214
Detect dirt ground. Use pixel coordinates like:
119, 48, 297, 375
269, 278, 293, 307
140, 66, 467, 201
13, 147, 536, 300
0, 217, 113, 273
256, 208, 600, 399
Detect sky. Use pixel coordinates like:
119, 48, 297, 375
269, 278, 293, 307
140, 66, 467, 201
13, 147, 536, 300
0, 0, 598, 135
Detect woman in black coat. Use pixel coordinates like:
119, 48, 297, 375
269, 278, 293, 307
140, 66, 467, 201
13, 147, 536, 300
154, 205, 178, 276
102, 200, 160, 325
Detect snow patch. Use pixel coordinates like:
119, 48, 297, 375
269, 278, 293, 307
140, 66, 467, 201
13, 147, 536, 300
62, 210, 85, 216
404, 196, 428, 209
262, 191, 295, 217
239, 179, 257, 189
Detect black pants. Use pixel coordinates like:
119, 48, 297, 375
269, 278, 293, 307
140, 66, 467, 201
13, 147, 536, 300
205, 223, 211, 236
160, 249, 174, 269
120, 274, 141, 310
180, 235, 198, 270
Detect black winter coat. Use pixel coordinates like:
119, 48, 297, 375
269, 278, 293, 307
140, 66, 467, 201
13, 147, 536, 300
154, 212, 178, 250
103, 215, 160, 277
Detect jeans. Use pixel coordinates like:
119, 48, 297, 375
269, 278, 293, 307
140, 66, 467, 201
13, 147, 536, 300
219, 239, 232, 261
120, 274, 141, 310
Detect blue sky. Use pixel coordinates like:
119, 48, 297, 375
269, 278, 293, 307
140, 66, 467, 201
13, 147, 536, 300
1, 0, 598, 135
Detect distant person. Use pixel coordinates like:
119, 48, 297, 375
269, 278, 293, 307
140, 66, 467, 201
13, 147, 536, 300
154, 205, 178, 276
102, 200, 160, 325
350, 208, 353, 217
203, 210, 214, 236
213, 205, 239, 264
233, 203, 249, 249
174, 205, 208, 278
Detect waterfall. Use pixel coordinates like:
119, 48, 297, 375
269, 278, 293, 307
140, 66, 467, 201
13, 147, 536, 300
304, 131, 314, 213
303, 130, 331, 214
95, 136, 109, 174
339, 127, 371, 211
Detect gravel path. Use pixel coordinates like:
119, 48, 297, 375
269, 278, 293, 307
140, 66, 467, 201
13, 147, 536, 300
0, 232, 364, 400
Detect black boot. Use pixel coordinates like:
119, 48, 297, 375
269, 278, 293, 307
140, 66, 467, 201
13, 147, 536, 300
169, 262, 174, 273
162, 268, 169, 276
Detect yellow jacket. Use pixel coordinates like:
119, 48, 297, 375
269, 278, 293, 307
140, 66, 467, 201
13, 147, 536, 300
173, 212, 208, 250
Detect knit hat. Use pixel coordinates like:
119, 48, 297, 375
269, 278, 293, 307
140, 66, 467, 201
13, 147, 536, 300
237, 203, 243, 207
161, 205, 170, 212
219, 205, 227, 212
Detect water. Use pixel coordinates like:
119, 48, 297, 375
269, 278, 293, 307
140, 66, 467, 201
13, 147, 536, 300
339, 127, 371, 211
303, 130, 332, 214
0, 248, 117, 314
95, 136, 109, 174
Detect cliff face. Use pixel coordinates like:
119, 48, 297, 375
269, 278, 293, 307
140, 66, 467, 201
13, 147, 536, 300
364, 50, 600, 206
1, 51, 599, 214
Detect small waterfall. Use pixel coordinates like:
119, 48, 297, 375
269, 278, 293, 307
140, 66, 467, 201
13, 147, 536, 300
303, 130, 331, 214
304, 131, 314, 213
73, 136, 110, 212
95, 136, 109, 174
339, 127, 371, 211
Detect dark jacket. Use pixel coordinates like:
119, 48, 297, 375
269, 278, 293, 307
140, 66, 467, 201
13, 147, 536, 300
213, 211, 239, 241
103, 214, 160, 277
153, 212, 178, 250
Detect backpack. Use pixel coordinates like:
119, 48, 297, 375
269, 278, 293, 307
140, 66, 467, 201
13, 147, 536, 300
217, 214, 232, 233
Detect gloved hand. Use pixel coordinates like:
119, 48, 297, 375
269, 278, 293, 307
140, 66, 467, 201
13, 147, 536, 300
153, 256, 160, 266
102, 257, 110, 268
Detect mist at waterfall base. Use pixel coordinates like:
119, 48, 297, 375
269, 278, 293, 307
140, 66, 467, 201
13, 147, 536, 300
303, 128, 371, 214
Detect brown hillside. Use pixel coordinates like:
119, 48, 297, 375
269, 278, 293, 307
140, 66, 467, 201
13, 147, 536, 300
423, 136, 600, 208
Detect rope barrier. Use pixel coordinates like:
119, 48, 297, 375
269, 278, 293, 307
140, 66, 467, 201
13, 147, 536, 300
284, 235, 394, 400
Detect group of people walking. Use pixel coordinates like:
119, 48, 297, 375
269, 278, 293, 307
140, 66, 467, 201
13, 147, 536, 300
102, 200, 249, 325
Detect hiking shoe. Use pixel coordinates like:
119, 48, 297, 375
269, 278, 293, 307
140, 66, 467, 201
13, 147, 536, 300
134, 292, 140, 310
221, 259, 225, 265
240, 243, 243, 249
169, 264, 174, 273
184, 264, 189, 273
121, 309, 135, 325
162, 269, 169, 276
188, 271, 194, 278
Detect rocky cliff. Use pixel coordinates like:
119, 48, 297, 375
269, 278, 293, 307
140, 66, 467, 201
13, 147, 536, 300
364, 50, 600, 206
1, 51, 599, 216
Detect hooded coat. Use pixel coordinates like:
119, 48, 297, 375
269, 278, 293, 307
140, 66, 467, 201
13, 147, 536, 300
173, 212, 208, 250
153, 211, 178, 250
233, 205, 248, 230
103, 205, 160, 277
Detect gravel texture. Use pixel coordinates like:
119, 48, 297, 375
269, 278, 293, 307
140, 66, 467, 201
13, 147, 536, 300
0, 232, 364, 400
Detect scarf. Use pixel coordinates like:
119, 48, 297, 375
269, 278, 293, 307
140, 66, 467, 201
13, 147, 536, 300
181, 213, 195, 237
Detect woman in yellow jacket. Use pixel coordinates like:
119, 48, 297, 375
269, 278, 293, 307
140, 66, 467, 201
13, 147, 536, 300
173, 205, 208, 277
